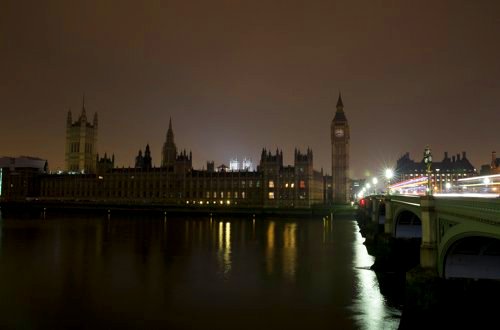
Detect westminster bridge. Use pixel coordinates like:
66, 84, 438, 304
358, 194, 500, 280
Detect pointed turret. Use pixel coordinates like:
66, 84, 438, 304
80, 94, 87, 123
67, 109, 72, 127
166, 117, 174, 142
333, 91, 347, 122
336, 92, 344, 109
161, 117, 177, 167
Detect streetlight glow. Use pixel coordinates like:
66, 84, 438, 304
385, 169, 394, 180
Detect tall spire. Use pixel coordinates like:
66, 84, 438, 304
166, 117, 174, 143
333, 91, 347, 122
336, 91, 344, 109
81, 93, 87, 121
67, 109, 72, 126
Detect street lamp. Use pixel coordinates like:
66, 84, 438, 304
385, 168, 394, 195
372, 177, 378, 194
423, 146, 433, 195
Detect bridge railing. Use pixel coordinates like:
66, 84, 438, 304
434, 197, 500, 225
388, 194, 421, 207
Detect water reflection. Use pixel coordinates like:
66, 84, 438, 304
266, 221, 275, 275
351, 222, 401, 329
0, 214, 401, 329
283, 223, 297, 282
217, 221, 232, 278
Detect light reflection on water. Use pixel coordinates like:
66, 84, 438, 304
283, 223, 297, 282
266, 221, 275, 275
217, 221, 232, 278
0, 214, 401, 329
350, 221, 401, 329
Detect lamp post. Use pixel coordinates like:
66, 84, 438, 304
385, 168, 394, 195
372, 177, 378, 194
423, 146, 433, 195
436, 168, 441, 193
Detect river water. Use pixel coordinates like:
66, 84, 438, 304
0, 212, 400, 329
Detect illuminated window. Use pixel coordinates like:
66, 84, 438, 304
268, 192, 275, 199
268, 180, 274, 188
299, 180, 306, 189
256, 181, 260, 187
249, 180, 253, 188
213, 191, 217, 198
227, 192, 231, 198
235, 191, 238, 199
221, 192, 224, 198
242, 192, 246, 199
206, 191, 210, 198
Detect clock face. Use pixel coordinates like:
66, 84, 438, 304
335, 128, 344, 137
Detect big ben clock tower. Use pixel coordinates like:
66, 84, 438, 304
331, 93, 350, 203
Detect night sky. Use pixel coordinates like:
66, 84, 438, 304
1, 0, 499, 179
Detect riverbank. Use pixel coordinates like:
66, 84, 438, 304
0, 200, 355, 218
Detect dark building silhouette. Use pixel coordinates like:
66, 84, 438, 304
395, 151, 477, 191
65, 95, 98, 173
331, 93, 350, 203
30, 116, 326, 207
135, 145, 153, 169
480, 151, 500, 175
97, 153, 115, 173
161, 118, 177, 168
0, 156, 47, 200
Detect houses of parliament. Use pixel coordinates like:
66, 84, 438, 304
1, 95, 351, 207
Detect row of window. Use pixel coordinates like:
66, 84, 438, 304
408, 173, 470, 177
268, 180, 306, 189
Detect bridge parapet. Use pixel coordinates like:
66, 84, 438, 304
389, 194, 421, 207
434, 197, 500, 225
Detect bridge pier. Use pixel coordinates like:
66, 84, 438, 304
384, 198, 393, 235
419, 196, 437, 272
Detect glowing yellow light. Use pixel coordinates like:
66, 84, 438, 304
220, 200, 223, 205
285, 183, 289, 188
226, 200, 231, 205
291, 183, 295, 188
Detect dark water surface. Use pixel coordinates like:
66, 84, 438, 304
0, 212, 400, 329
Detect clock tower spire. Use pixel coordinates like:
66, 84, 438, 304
331, 92, 350, 203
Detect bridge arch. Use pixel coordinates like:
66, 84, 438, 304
393, 209, 421, 238
378, 202, 385, 224
442, 234, 500, 280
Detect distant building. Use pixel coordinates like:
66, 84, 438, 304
135, 144, 152, 169
229, 158, 254, 171
480, 151, 500, 175
96, 153, 115, 174
65, 96, 98, 173
0, 156, 47, 200
349, 178, 366, 199
395, 151, 477, 191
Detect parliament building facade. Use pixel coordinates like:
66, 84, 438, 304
2, 96, 351, 208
